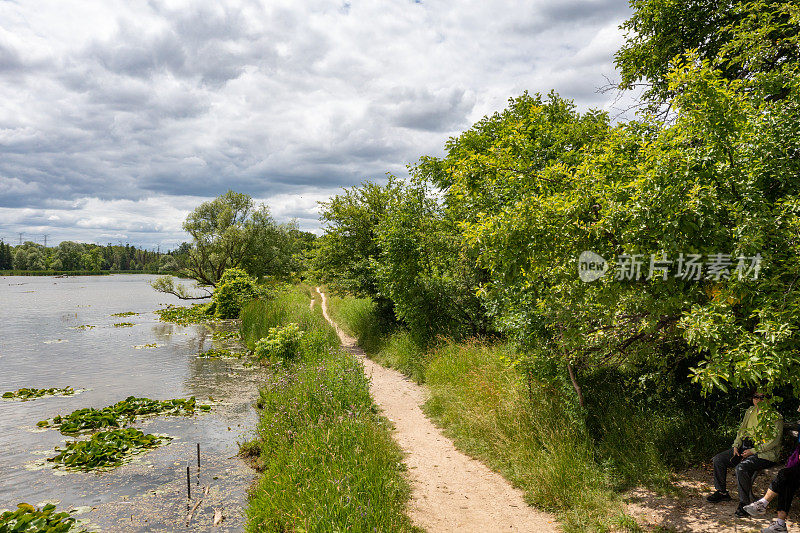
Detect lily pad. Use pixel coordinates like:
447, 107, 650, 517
47, 428, 170, 471
0, 502, 83, 532
2, 387, 78, 401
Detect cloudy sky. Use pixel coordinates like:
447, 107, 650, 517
0, 0, 633, 249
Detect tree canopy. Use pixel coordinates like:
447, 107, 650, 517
616, 0, 800, 108
180, 190, 313, 287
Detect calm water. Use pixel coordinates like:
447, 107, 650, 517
0, 275, 261, 531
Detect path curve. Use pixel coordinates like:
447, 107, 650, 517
316, 287, 558, 532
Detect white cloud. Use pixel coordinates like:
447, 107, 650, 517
0, 0, 633, 245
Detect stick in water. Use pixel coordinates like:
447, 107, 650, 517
186, 466, 191, 500
186, 498, 203, 526
213, 508, 224, 526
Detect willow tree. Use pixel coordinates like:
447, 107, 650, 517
153, 190, 301, 301
182, 190, 258, 287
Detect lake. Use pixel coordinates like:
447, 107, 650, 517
0, 274, 260, 531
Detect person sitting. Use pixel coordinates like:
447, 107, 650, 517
742, 429, 800, 532
706, 391, 784, 518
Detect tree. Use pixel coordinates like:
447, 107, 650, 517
242, 215, 312, 281
181, 190, 259, 287
373, 176, 490, 344
434, 60, 800, 404
154, 191, 308, 300
53, 242, 85, 271
13, 248, 28, 270
615, 0, 800, 109
0, 241, 11, 270
313, 180, 401, 298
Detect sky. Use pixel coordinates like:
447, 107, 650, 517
0, 0, 634, 249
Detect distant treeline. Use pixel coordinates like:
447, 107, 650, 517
0, 270, 190, 277
0, 240, 192, 273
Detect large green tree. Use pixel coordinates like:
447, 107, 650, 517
155, 190, 308, 299
373, 177, 490, 343
313, 180, 401, 299
182, 190, 257, 286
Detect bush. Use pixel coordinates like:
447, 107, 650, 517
254, 323, 304, 361
214, 268, 260, 319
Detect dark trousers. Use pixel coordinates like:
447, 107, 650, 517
770, 464, 800, 513
713, 447, 775, 504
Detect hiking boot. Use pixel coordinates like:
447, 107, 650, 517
735, 504, 750, 518
707, 490, 732, 503
762, 521, 788, 533
744, 500, 768, 516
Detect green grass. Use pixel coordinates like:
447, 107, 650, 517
422, 339, 630, 531
240, 285, 339, 355
326, 293, 391, 355
239, 285, 416, 532
326, 293, 430, 382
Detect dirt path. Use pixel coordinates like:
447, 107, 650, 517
316, 288, 558, 533
625, 467, 781, 532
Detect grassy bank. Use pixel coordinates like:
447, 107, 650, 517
327, 292, 735, 532
239, 286, 416, 532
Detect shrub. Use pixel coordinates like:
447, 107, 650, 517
214, 268, 260, 319
254, 323, 304, 361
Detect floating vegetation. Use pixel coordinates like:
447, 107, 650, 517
38, 396, 211, 434
110, 311, 139, 317
2, 387, 76, 401
155, 303, 213, 325
133, 343, 160, 349
199, 348, 243, 358
112, 322, 135, 328
0, 502, 83, 532
71, 325, 95, 330
211, 329, 240, 341
47, 428, 169, 471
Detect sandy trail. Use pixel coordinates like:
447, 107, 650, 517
316, 288, 558, 533
626, 466, 784, 532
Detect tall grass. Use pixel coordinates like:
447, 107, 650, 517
325, 293, 393, 354
240, 285, 416, 532
422, 339, 630, 531
240, 285, 339, 355
327, 294, 429, 383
